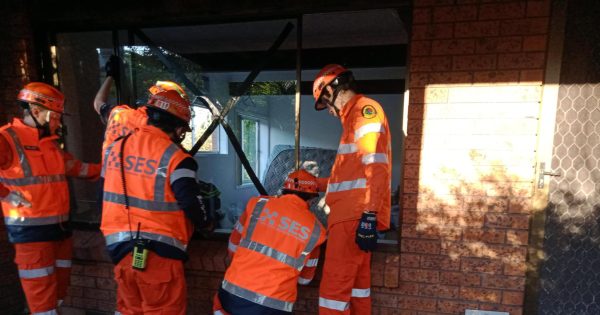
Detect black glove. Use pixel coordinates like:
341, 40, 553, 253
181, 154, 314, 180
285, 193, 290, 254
355, 212, 377, 252
105, 55, 121, 80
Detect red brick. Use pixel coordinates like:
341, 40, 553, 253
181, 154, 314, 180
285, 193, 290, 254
413, 0, 455, 7
411, 56, 453, 72
437, 300, 479, 314
455, 21, 500, 38
502, 290, 525, 305
421, 255, 460, 270
372, 292, 401, 308
463, 228, 505, 244
461, 257, 503, 273
70, 275, 96, 288
401, 253, 421, 268
490, 244, 528, 262
410, 72, 430, 88
402, 239, 441, 254
500, 17, 549, 35
412, 23, 454, 40
96, 277, 117, 290
403, 209, 418, 223
453, 54, 496, 71
476, 36, 522, 53
527, 0, 551, 17
480, 2, 526, 20
403, 165, 420, 179
460, 287, 501, 303
403, 193, 419, 209
431, 39, 475, 55
397, 282, 420, 295
498, 52, 546, 69
504, 261, 527, 276
404, 149, 421, 164
432, 5, 478, 22
400, 268, 440, 283
406, 119, 423, 135
83, 287, 111, 300
523, 35, 548, 51
413, 8, 432, 24
398, 296, 437, 311
520, 69, 545, 82
508, 198, 530, 213
409, 88, 425, 104
429, 71, 473, 84
384, 254, 400, 288
84, 264, 110, 278
419, 283, 459, 298
474, 70, 520, 83
411, 40, 432, 57
485, 214, 530, 229
67, 286, 84, 297
440, 271, 481, 287
506, 230, 529, 245
402, 224, 439, 239
482, 274, 526, 290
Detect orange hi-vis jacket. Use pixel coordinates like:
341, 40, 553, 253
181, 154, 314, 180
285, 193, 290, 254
102, 105, 147, 151
100, 125, 193, 257
223, 195, 326, 312
325, 94, 392, 230
0, 118, 100, 243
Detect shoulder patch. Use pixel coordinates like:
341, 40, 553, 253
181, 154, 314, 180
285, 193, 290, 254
361, 105, 377, 119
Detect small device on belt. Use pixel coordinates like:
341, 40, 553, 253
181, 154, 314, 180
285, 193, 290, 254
131, 222, 148, 270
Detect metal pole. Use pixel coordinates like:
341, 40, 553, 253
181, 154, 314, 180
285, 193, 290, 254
294, 16, 303, 171
111, 30, 121, 104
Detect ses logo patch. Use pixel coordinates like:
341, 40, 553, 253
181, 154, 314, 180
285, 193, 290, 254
106, 151, 159, 176
258, 208, 310, 241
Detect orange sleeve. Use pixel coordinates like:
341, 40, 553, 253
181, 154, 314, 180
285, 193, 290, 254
63, 151, 101, 180
0, 133, 13, 170
352, 101, 391, 228
298, 246, 321, 285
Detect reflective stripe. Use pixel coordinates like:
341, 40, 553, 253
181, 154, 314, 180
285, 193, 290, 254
6, 128, 33, 177
354, 122, 384, 141
241, 198, 322, 270
169, 168, 196, 185
105, 231, 187, 251
4, 213, 69, 226
362, 153, 388, 165
327, 178, 367, 193
222, 280, 293, 312
79, 163, 89, 177
319, 297, 349, 311
154, 144, 179, 202
19, 266, 54, 279
228, 241, 237, 253
351, 288, 371, 298
234, 221, 244, 234
239, 238, 305, 269
337, 143, 357, 154
33, 310, 58, 315
306, 258, 319, 267
214, 311, 225, 315
0, 174, 66, 186
103, 191, 180, 211
56, 259, 72, 268
101, 140, 119, 177
244, 198, 268, 239
115, 312, 122, 315
298, 277, 311, 285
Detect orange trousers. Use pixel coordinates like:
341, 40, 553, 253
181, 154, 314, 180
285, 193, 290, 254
14, 237, 73, 314
114, 251, 186, 315
319, 220, 371, 315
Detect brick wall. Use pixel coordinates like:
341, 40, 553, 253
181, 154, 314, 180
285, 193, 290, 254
401, 1, 551, 314
0, 1, 38, 314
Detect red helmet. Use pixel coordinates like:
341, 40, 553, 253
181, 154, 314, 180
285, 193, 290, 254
146, 90, 192, 130
17, 82, 65, 113
283, 169, 319, 195
148, 81, 188, 100
312, 64, 349, 111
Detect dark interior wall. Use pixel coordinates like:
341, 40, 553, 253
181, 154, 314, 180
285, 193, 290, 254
538, 1, 600, 314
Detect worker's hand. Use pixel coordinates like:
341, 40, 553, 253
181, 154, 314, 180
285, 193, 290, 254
105, 55, 121, 80
355, 212, 377, 252
1, 191, 32, 208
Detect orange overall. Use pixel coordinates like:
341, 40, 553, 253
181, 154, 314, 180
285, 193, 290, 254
318, 95, 391, 315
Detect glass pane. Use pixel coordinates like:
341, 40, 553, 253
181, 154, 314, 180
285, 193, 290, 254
240, 117, 258, 184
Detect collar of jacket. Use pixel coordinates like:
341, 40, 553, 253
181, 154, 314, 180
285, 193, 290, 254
11, 118, 58, 143
339, 93, 363, 125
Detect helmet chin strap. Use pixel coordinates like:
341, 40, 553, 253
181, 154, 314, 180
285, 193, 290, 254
324, 85, 343, 116
26, 106, 52, 138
